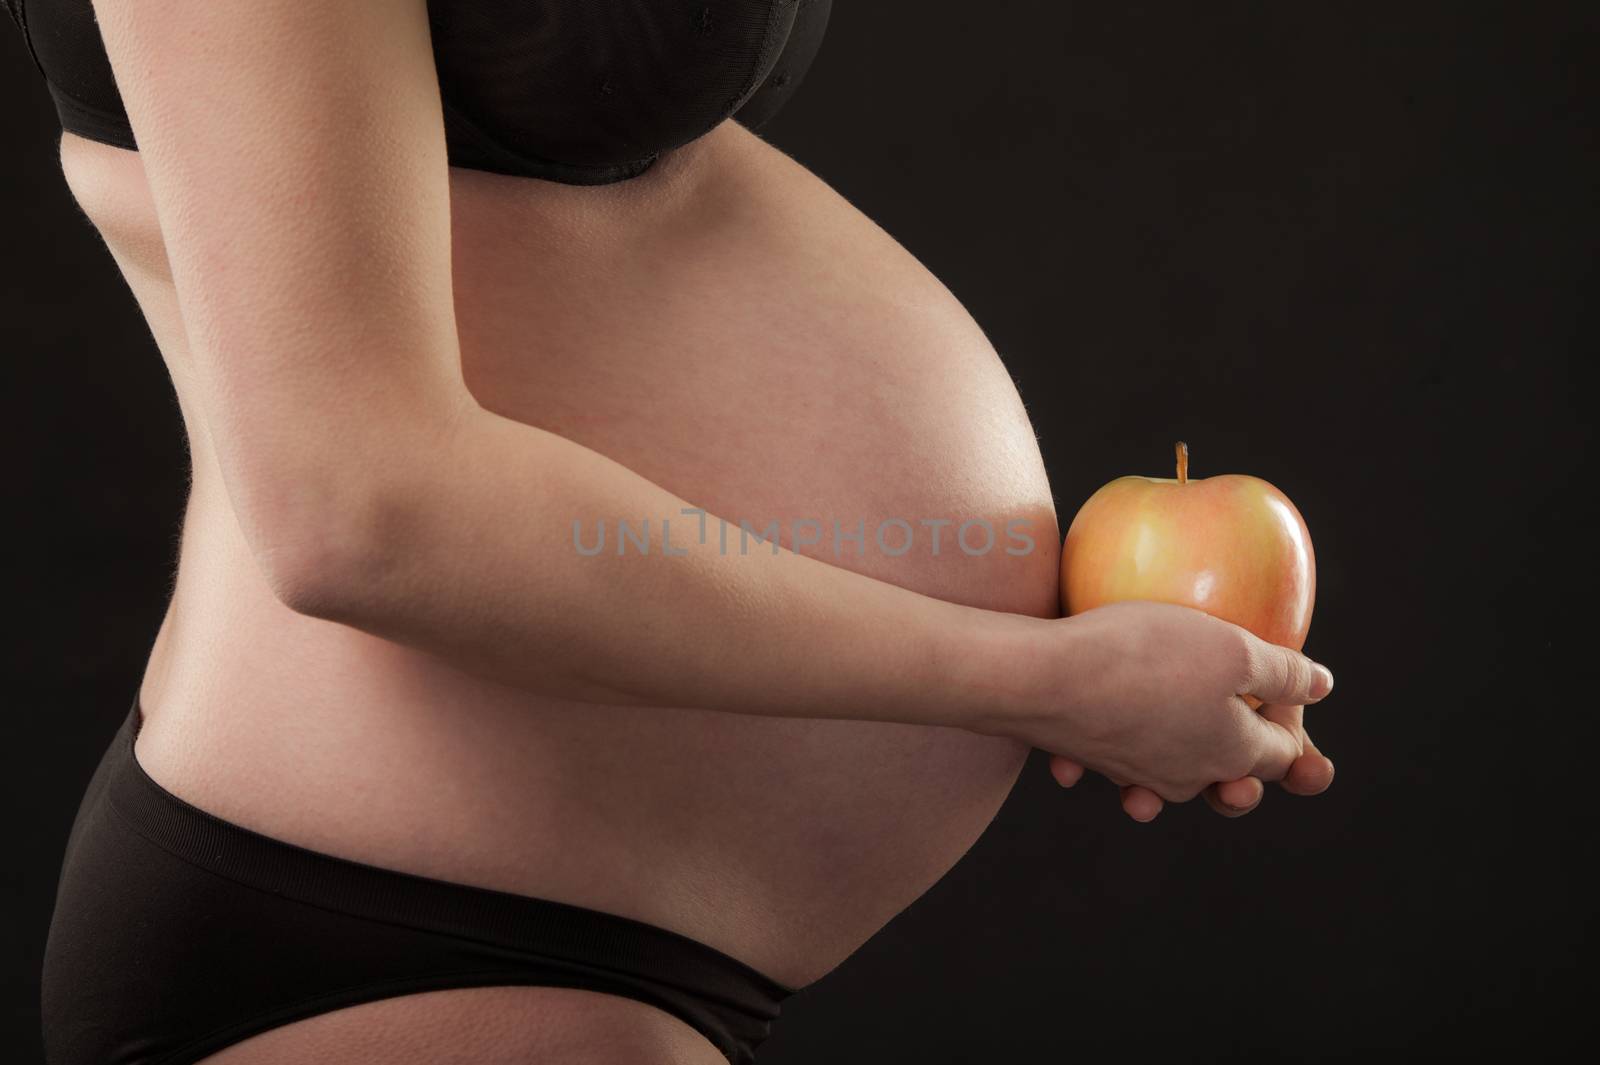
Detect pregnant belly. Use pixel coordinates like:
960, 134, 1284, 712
442, 125, 1062, 985
86, 122, 1060, 989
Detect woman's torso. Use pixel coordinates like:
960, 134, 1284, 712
56, 117, 1060, 995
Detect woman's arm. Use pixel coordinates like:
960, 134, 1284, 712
85, 0, 1000, 726
91, 0, 1326, 799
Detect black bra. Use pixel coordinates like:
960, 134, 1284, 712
4, 0, 831, 184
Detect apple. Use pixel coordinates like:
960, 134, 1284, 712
1060, 442, 1316, 703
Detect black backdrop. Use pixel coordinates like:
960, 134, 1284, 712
3, 2, 1591, 1061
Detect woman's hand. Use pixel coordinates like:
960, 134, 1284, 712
1048, 705, 1336, 822
975, 601, 1334, 817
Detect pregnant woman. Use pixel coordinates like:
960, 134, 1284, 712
10, 2, 1336, 1063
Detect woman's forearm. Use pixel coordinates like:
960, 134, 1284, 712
286, 400, 1030, 732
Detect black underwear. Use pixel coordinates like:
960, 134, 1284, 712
41, 695, 796, 1065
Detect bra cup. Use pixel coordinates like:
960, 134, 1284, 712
733, 0, 831, 133
430, 0, 800, 170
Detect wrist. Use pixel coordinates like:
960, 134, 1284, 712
932, 604, 1058, 739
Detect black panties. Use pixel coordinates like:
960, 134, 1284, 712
41, 696, 794, 1064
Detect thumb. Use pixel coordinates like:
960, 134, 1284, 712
1244, 639, 1334, 707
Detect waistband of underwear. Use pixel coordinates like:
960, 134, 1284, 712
104, 694, 798, 1023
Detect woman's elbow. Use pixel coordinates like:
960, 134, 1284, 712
239, 399, 470, 624
251, 475, 421, 625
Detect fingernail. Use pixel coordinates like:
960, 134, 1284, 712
1310, 663, 1334, 700
1225, 786, 1260, 811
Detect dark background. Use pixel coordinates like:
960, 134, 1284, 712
3, 2, 1591, 1061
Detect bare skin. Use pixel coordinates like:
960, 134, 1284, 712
57, 1, 1337, 1061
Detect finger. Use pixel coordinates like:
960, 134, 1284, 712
1204, 777, 1264, 817
1240, 707, 1304, 782
1120, 785, 1164, 822
1048, 754, 1086, 788
1244, 639, 1334, 707
1261, 701, 1305, 736
1259, 704, 1336, 795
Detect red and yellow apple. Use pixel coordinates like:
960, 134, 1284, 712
1060, 443, 1316, 704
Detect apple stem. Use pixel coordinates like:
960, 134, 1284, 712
1176, 441, 1189, 485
